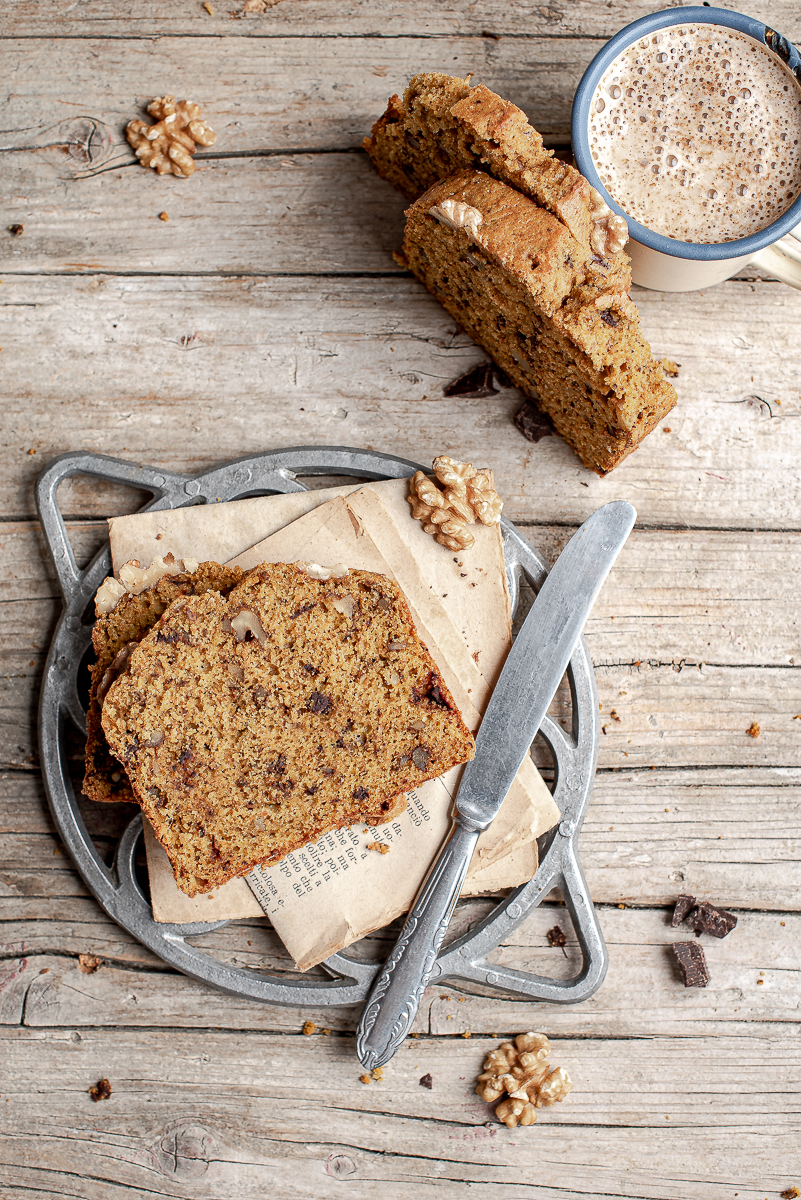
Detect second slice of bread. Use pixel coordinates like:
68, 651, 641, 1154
101, 562, 475, 895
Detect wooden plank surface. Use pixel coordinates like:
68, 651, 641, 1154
0, 1028, 798, 1200
4, 0, 801, 40
2, 898, 796, 1035
0, 36, 593, 151
2, 4, 801, 1197
2, 276, 800, 527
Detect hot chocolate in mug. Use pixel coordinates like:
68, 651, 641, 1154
571, 6, 801, 291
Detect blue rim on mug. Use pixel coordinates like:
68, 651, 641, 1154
571, 5, 801, 261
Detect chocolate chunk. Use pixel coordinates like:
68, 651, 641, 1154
419, 1073, 433, 1089
443, 362, 498, 398
672, 941, 709, 988
687, 901, 738, 939
264, 753, 287, 775
302, 663, 319, 676
308, 691, 332, 715
599, 308, 618, 328
513, 399, 554, 444
124, 736, 141, 761
88, 1077, 112, 1102
155, 627, 191, 644
546, 926, 566, 948
671, 894, 696, 927
412, 673, 452, 710
352, 786, 369, 800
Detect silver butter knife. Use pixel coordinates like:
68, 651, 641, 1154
356, 499, 636, 1070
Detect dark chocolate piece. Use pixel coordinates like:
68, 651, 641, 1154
419, 1073, 433, 1089
672, 941, 709, 988
687, 901, 738, 940
513, 399, 554, 444
671, 894, 696, 927
443, 362, 498, 398
88, 1077, 112, 1102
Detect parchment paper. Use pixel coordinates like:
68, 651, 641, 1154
109, 480, 559, 969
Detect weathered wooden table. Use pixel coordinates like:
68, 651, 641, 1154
1, 2, 800, 1196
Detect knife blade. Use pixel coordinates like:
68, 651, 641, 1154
356, 499, 636, 1070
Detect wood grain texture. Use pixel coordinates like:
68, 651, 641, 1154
3, 0, 801, 40
0, 1028, 798, 1200
0, 35, 593, 153
2, 900, 797, 1036
2, 275, 800, 526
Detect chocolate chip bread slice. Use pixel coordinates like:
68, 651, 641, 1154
402, 171, 675, 474
101, 562, 475, 895
83, 561, 244, 803
364, 71, 630, 291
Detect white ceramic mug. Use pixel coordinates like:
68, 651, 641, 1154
571, 5, 801, 292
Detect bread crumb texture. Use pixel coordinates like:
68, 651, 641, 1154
84, 562, 244, 803
101, 562, 475, 894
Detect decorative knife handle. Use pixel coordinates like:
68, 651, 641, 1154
356, 816, 481, 1070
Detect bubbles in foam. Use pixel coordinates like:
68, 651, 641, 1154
588, 22, 801, 242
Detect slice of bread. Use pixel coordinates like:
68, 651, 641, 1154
101, 562, 475, 895
83, 561, 243, 803
364, 72, 630, 293
401, 171, 676, 474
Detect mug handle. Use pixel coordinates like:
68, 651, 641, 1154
750, 220, 801, 290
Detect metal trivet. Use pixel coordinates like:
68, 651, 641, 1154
37, 448, 606, 1007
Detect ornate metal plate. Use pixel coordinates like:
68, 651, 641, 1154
37, 447, 607, 1007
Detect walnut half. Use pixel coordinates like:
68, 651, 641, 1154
126, 96, 217, 178
408, 455, 503, 553
476, 1032, 572, 1127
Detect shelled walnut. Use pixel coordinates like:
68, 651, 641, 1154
408, 455, 503, 552
476, 1032, 572, 1128
126, 96, 217, 178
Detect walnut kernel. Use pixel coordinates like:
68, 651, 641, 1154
94, 554, 199, 616
408, 456, 503, 553
476, 1032, 572, 1128
126, 96, 216, 178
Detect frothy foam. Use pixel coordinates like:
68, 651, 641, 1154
588, 23, 801, 243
